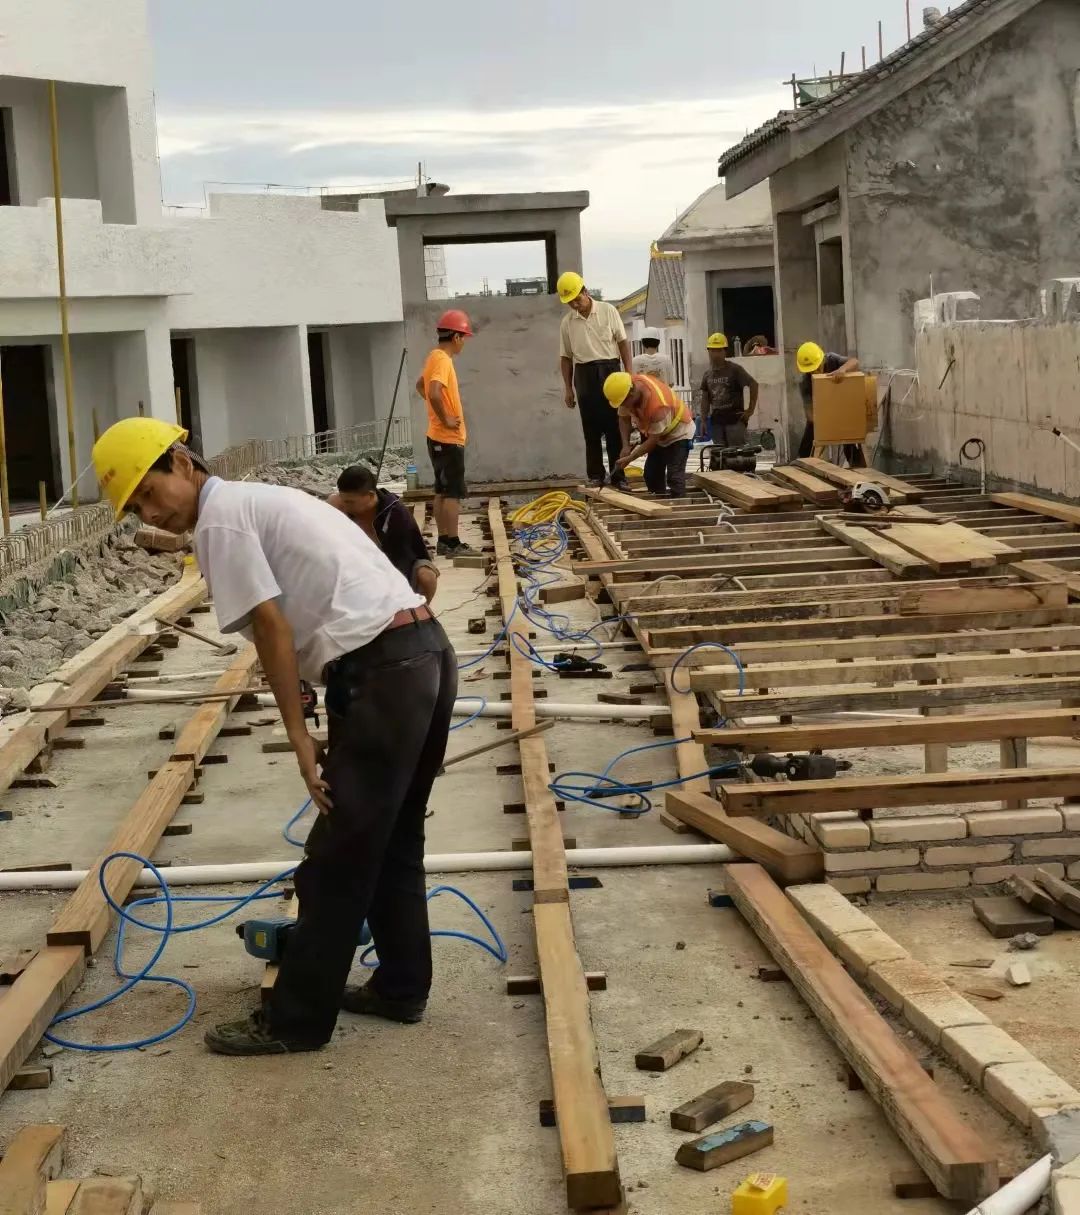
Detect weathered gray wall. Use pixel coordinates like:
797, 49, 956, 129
406, 295, 586, 485
846, 0, 1080, 371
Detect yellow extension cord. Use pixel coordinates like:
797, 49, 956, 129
508, 490, 588, 526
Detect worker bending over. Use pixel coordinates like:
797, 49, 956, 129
93, 418, 456, 1055
632, 329, 675, 385
696, 332, 758, 448
328, 464, 438, 604
606, 371, 695, 498
558, 271, 632, 488
796, 342, 865, 466
417, 309, 479, 556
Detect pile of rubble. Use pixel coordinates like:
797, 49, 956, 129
254, 446, 410, 496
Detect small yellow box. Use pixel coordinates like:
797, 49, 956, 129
732, 1172, 788, 1214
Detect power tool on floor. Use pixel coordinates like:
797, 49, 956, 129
553, 652, 610, 679
840, 482, 891, 513
237, 915, 372, 963
299, 679, 320, 727
699, 444, 763, 474
749, 752, 853, 782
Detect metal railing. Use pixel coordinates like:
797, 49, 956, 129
0, 416, 413, 587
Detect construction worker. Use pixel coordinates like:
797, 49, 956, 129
696, 333, 759, 449
557, 271, 632, 488
606, 371, 695, 498
328, 464, 439, 604
632, 329, 675, 385
795, 341, 865, 466
92, 417, 457, 1055
416, 309, 480, 556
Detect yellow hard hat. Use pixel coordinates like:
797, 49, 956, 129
797, 341, 826, 374
93, 416, 187, 519
603, 371, 633, 408
706, 332, 729, 350
556, 271, 585, 304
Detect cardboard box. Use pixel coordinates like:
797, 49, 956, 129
812, 372, 868, 443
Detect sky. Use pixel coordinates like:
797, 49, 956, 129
147, 0, 915, 298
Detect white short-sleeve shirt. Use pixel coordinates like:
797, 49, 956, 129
193, 478, 424, 681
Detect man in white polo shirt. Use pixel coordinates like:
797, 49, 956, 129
92, 417, 457, 1056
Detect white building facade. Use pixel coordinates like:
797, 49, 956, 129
0, 0, 407, 506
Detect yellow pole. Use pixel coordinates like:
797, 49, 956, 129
0, 356, 10, 537
39, 481, 47, 522
175, 385, 183, 426
48, 80, 78, 510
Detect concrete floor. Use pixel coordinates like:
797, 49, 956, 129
0, 513, 1037, 1213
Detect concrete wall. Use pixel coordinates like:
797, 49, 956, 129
322, 322, 406, 432
845, 0, 1080, 371
888, 318, 1080, 495
405, 295, 584, 485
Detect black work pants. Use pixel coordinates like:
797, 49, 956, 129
798, 418, 866, 468
269, 616, 457, 1044
644, 439, 692, 498
574, 359, 625, 484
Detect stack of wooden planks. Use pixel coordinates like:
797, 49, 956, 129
793, 457, 925, 503
690, 470, 801, 511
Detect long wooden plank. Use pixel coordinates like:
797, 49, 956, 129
0, 569, 207, 797
725, 865, 997, 1202
695, 707, 1080, 751
879, 521, 1018, 572
992, 491, 1080, 526
1012, 558, 1080, 601
573, 543, 847, 577
489, 500, 619, 1211
715, 675, 1080, 718
768, 465, 842, 505
897, 580, 1065, 614
47, 647, 259, 954
819, 515, 930, 578
690, 647, 1080, 692
665, 791, 822, 883
0, 947, 86, 1097
794, 457, 924, 501
578, 486, 671, 518
691, 471, 801, 510
0, 1124, 67, 1215
720, 767, 1080, 817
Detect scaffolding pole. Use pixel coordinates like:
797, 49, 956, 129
48, 80, 79, 510
0, 354, 9, 536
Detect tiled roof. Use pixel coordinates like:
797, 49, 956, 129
614, 285, 648, 315
717, 0, 1029, 175
647, 253, 685, 322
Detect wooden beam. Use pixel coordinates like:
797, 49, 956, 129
713, 674, 1080, 718
1012, 558, 1080, 600
872, 520, 1018, 573
768, 465, 841, 505
488, 500, 620, 1211
724, 865, 997, 1202
690, 471, 802, 511
794, 458, 924, 501
47, 647, 258, 954
665, 790, 822, 883
719, 767, 1080, 817
578, 487, 671, 518
0, 946, 85, 1095
897, 580, 1065, 614
819, 515, 930, 578
695, 707, 1080, 752
992, 491, 1080, 526
0, 1124, 66, 1215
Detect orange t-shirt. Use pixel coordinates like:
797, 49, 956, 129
422, 347, 466, 445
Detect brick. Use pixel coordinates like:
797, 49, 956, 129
877, 870, 971, 893
867, 958, 950, 1013
871, 815, 965, 844
985, 1061, 1080, 1129
833, 928, 909, 978
941, 1024, 1038, 1085
1062, 805, 1080, 832
903, 989, 990, 1047
925, 843, 1013, 868
975, 863, 1066, 885
825, 848, 919, 873
1052, 1170, 1080, 1215
787, 883, 874, 943
813, 819, 872, 849
966, 807, 1064, 836
1070, 862, 1080, 881
828, 876, 872, 895
1025, 838, 1080, 858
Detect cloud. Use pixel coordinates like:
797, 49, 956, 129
157, 90, 786, 295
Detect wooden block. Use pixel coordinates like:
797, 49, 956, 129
147, 1205, 202, 1215
967, 894, 1054, 937
1033, 868, 1080, 915
540, 582, 587, 605
675, 1120, 773, 1172
68, 1176, 142, 1215
467, 617, 487, 634
658, 809, 692, 835
8, 1064, 53, 1090
157, 723, 177, 741
511, 836, 574, 849
46, 1180, 81, 1215
68, 716, 106, 728
50, 738, 85, 751
635, 1028, 703, 1072
768, 465, 841, 505
1011, 876, 1080, 929
669, 1080, 754, 1132
162, 823, 193, 837
596, 691, 642, 706
725, 864, 998, 1202
891, 1165, 1015, 1200
217, 723, 252, 738
452, 554, 491, 570
180, 791, 204, 806
0, 1124, 67, 1215
506, 971, 607, 996
540, 1095, 645, 1127
2, 864, 72, 875
9, 776, 59, 790
756, 966, 788, 983
147, 767, 203, 782
157, 633, 180, 649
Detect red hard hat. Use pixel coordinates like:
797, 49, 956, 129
436, 309, 474, 336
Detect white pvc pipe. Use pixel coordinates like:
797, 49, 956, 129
963, 1154, 1051, 1215
0, 844, 733, 891
453, 700, 662, 721
453, 639, 632, 659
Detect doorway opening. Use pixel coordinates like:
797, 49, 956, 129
1, 345, 60, 502
308, 330, 331, 434
718, 285, 776, 349
170, 337, 201, 451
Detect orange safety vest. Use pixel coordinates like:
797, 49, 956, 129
631, 374, 691, 436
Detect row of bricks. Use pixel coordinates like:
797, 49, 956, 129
823, 862, 1073, 895
799, 804, 1080, 850
824, 840, 1080, 874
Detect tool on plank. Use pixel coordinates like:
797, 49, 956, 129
838, 482, 890, 513
237, 915, 371, 962
749, 752, 853, 781
156, 615, 237, 654
698, 444, 762, 474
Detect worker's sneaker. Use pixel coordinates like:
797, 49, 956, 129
341, 983, 426, 1024
449, 541, 481, 558
204, 1012, 324, 1056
